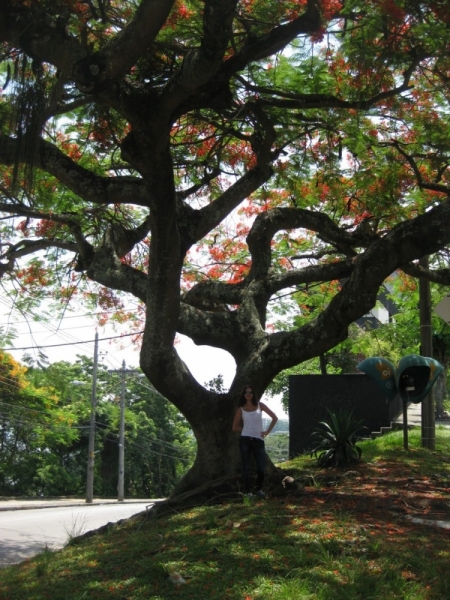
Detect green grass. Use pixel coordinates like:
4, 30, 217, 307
1, 428, 450, 599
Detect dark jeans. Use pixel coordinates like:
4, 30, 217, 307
239, 436, 266, 493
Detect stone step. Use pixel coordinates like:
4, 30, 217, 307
370, 425, 393, 439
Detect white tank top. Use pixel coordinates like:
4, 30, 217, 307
241, 404, 263, 440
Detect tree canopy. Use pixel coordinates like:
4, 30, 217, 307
1, 0, 450, 493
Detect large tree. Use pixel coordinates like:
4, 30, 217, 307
1, 0, 450, 494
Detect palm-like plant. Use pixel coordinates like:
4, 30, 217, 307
310, 410, 366, 468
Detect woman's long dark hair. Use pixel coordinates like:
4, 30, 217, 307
238, 385, 259, 407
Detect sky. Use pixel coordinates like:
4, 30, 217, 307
1, 303, 287, 416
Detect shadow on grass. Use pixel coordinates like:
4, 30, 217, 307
1, 482, 450, 600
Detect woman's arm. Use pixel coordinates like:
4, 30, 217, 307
260, 402, 278, 438
232, 407, 243, 432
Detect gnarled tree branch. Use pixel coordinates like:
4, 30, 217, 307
0, 135, 149, 207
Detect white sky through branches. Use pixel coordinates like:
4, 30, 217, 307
0, 300, 285, 415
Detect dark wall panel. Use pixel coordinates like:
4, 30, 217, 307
289, 374, 399, 457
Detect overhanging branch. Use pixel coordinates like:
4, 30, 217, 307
72, 0, 176, 93
160, 0, 239, 114
391, 140, 450, 195
264, 197, 450, 374
400, 261, 450, 285
247, 207, 366, 280
222, 1, 321, 77
0, 135, 149, 207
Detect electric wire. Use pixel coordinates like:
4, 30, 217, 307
0, 410, 192, 462
0, 409, 193, 460
0, 373, 191, 452
0, 295, 144, 358
103, 433, 193, 463
0, 376, 195, 459
0, 330, 145, 351
0, 395, 194, 451
0, 297, 205, 468
0, 323, 196, 461
0, 296, 100, 352
0, 306, 142, 326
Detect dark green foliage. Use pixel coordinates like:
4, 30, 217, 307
310, 409, 366, 468
0, 353, 194, 498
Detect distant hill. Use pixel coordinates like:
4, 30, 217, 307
264, 419, 289, 462
263, 418, 289, 434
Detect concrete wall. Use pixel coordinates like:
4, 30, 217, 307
288, 374, 402, 457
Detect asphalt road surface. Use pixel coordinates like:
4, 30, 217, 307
0, 502, 152, 567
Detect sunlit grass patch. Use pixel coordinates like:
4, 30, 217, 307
361, 426, 450, 462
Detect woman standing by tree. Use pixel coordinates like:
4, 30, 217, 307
232, 385, 278, 497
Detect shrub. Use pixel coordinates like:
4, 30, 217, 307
310, 409, 366, 467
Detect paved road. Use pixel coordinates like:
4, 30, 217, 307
0, 502, 154, 567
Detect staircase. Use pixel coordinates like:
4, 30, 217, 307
368, 403, 424, 439
370, 424, 395, 439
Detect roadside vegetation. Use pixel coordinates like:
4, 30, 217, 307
0, 352, 194, 499
1, 428, 450, 600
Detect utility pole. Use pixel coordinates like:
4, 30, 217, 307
118, 360, 126, 502
109, 363, 142, 502
86, 331, 99, 503
419, 256, 435, 450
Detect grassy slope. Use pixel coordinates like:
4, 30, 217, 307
1, 428, 450, 600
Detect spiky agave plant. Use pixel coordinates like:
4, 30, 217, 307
311, 409, 366, 468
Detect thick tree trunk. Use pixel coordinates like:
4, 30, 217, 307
167, 391, 283, 498
172, 425, 242, 497
171, 425, 283, 499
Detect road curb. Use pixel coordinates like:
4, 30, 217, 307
0, 499, 161, 512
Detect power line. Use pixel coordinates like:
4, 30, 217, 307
103, 433, 193, 463
0, 307, 142, 327
3, 324, 98, 334
0, 295, 144, 361
0, 330, 144, 352
0, 406, 193, 461
0, 416, 90, 433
